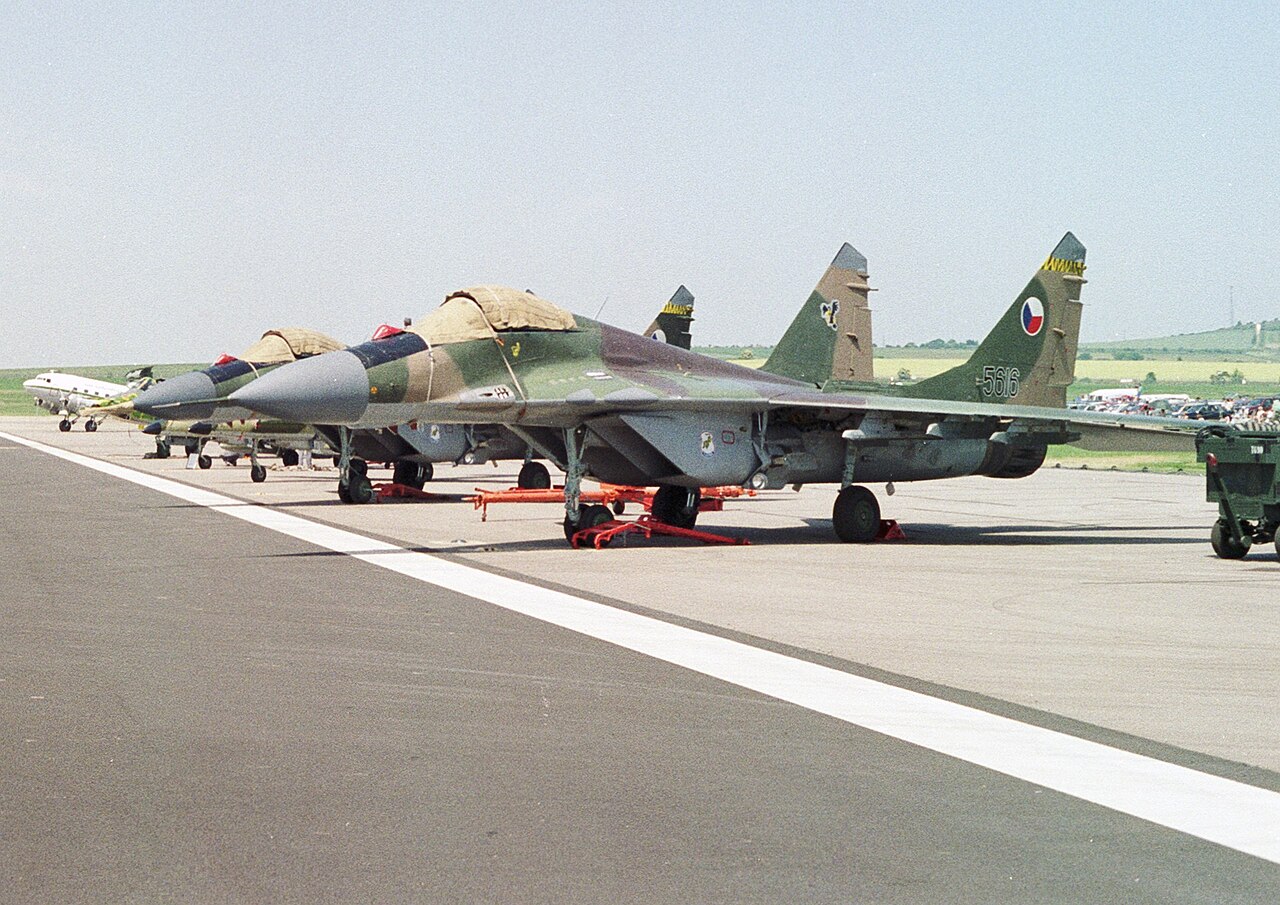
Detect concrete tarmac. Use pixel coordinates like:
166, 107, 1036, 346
2, 417, 1278, 901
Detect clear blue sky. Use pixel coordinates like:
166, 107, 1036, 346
3, 2, 1279, 366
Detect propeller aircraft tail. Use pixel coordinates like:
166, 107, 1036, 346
898, 232, 1086, 407
761, 243, 874, 385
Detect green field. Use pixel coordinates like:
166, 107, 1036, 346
0, 364, 202, 417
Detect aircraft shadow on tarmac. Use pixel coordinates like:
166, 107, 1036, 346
798, 518, 1208, 547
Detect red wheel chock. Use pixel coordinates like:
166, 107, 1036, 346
875, 519, 907, 541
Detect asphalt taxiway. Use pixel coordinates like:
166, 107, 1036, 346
1, 416, 1277, 902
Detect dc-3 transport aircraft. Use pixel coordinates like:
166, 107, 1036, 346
226, 234, 1192, 544
24, 367, 157, 432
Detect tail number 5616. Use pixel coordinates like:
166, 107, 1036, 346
981, 366, 1020, 398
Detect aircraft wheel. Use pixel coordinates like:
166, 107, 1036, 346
651, 485, 700, 529
250, 464, 267, 483
350, 458, 368, 477
58, 419, 71, 432
612, 500, 626, 516
563, 504, 613, 545
85, 420, 97, 432
222, 455, 239, 466
155, 440, 171, 459
833, 485, 881, 543
280, 449, 300, 467
197, 455, 212, 470
518, 461, 552, 490
421, 461, 434, 482
337, 481, 352, 503
184, 441, 200, 455
393, 460, 429, 490
1210, 520, 1250, 560
348, 474, 374, 504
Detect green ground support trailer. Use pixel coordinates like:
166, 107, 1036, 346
1196, 425, 1280, 560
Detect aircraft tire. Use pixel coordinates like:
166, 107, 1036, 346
393, 459, 430, 490
833, 485, 881, 543
250, 464, 267, 483
280, 449, 300, 467
350, 458, 368, 477
518, 462, 552, 490
58, 419, 71, 432
348, 474, 374, 504
651, 485, 700, 529
337, 481, 352, 503
85, 420, 97, 432
563, 504, 613, 545
1210, 519, 1250, 560
197, 455, 212, 470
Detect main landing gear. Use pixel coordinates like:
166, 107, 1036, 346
518, 461, 551, 490
84, 419, 97, 432
58, 419, 72, 432
393, 459, 433, 491
833, 485, 881, 543
650, 485, 701, 530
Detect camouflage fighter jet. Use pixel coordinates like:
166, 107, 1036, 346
225, 233, 1187, 544
135, 292, 698, 497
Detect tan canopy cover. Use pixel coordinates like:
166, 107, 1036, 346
240, 328, 346, 363
411, 286, 578, 345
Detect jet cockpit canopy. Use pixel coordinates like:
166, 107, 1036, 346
410, 286, 578, 346
239, 328, 346, 363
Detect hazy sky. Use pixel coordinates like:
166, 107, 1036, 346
4, 2, 1279, 367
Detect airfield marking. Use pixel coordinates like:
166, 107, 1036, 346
5, 428, 1280, 865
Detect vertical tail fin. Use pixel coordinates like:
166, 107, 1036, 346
761, 243, 874, 385
644, 285, 696, 350
900, 232, 1086, 406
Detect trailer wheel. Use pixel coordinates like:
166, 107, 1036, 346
1210, 520, 1250, 560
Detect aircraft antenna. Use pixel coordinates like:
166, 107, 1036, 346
594, 296, 609, 319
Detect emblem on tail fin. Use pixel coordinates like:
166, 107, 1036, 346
1020, 297, 1044, 336
820, 299, 840, 331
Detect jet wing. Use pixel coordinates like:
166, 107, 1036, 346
451, 385, 1197, 451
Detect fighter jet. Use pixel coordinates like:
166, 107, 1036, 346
24, 367, 157, 432
227, 233, 1179, 544
134, 291, 699, 498
229, 235, 1199, 538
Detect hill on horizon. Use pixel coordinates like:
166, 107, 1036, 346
1082, 319, 1280, 355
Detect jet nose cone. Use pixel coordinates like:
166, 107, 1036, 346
134, 371, 218, 420
228, 351, 369, 424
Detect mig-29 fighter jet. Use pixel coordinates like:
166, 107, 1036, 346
135, 292, 698, 497
225, 233, 1185, 545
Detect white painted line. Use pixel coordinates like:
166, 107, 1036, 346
6, 428, 1280, 863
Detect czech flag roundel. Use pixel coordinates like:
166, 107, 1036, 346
1021, 297, 1045, 336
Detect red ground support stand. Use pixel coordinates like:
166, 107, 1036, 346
469, 484, 757, 521
571, 514, 750, 549
875, 519, 907, 541
373, 482, 449, 502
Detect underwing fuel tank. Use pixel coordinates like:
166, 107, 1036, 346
753, 426, 1048, 488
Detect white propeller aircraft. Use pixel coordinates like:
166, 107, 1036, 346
23, 367, 157, 432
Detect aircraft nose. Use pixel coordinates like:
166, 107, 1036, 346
228, 351, 369, 424
133, 371, 218, 420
